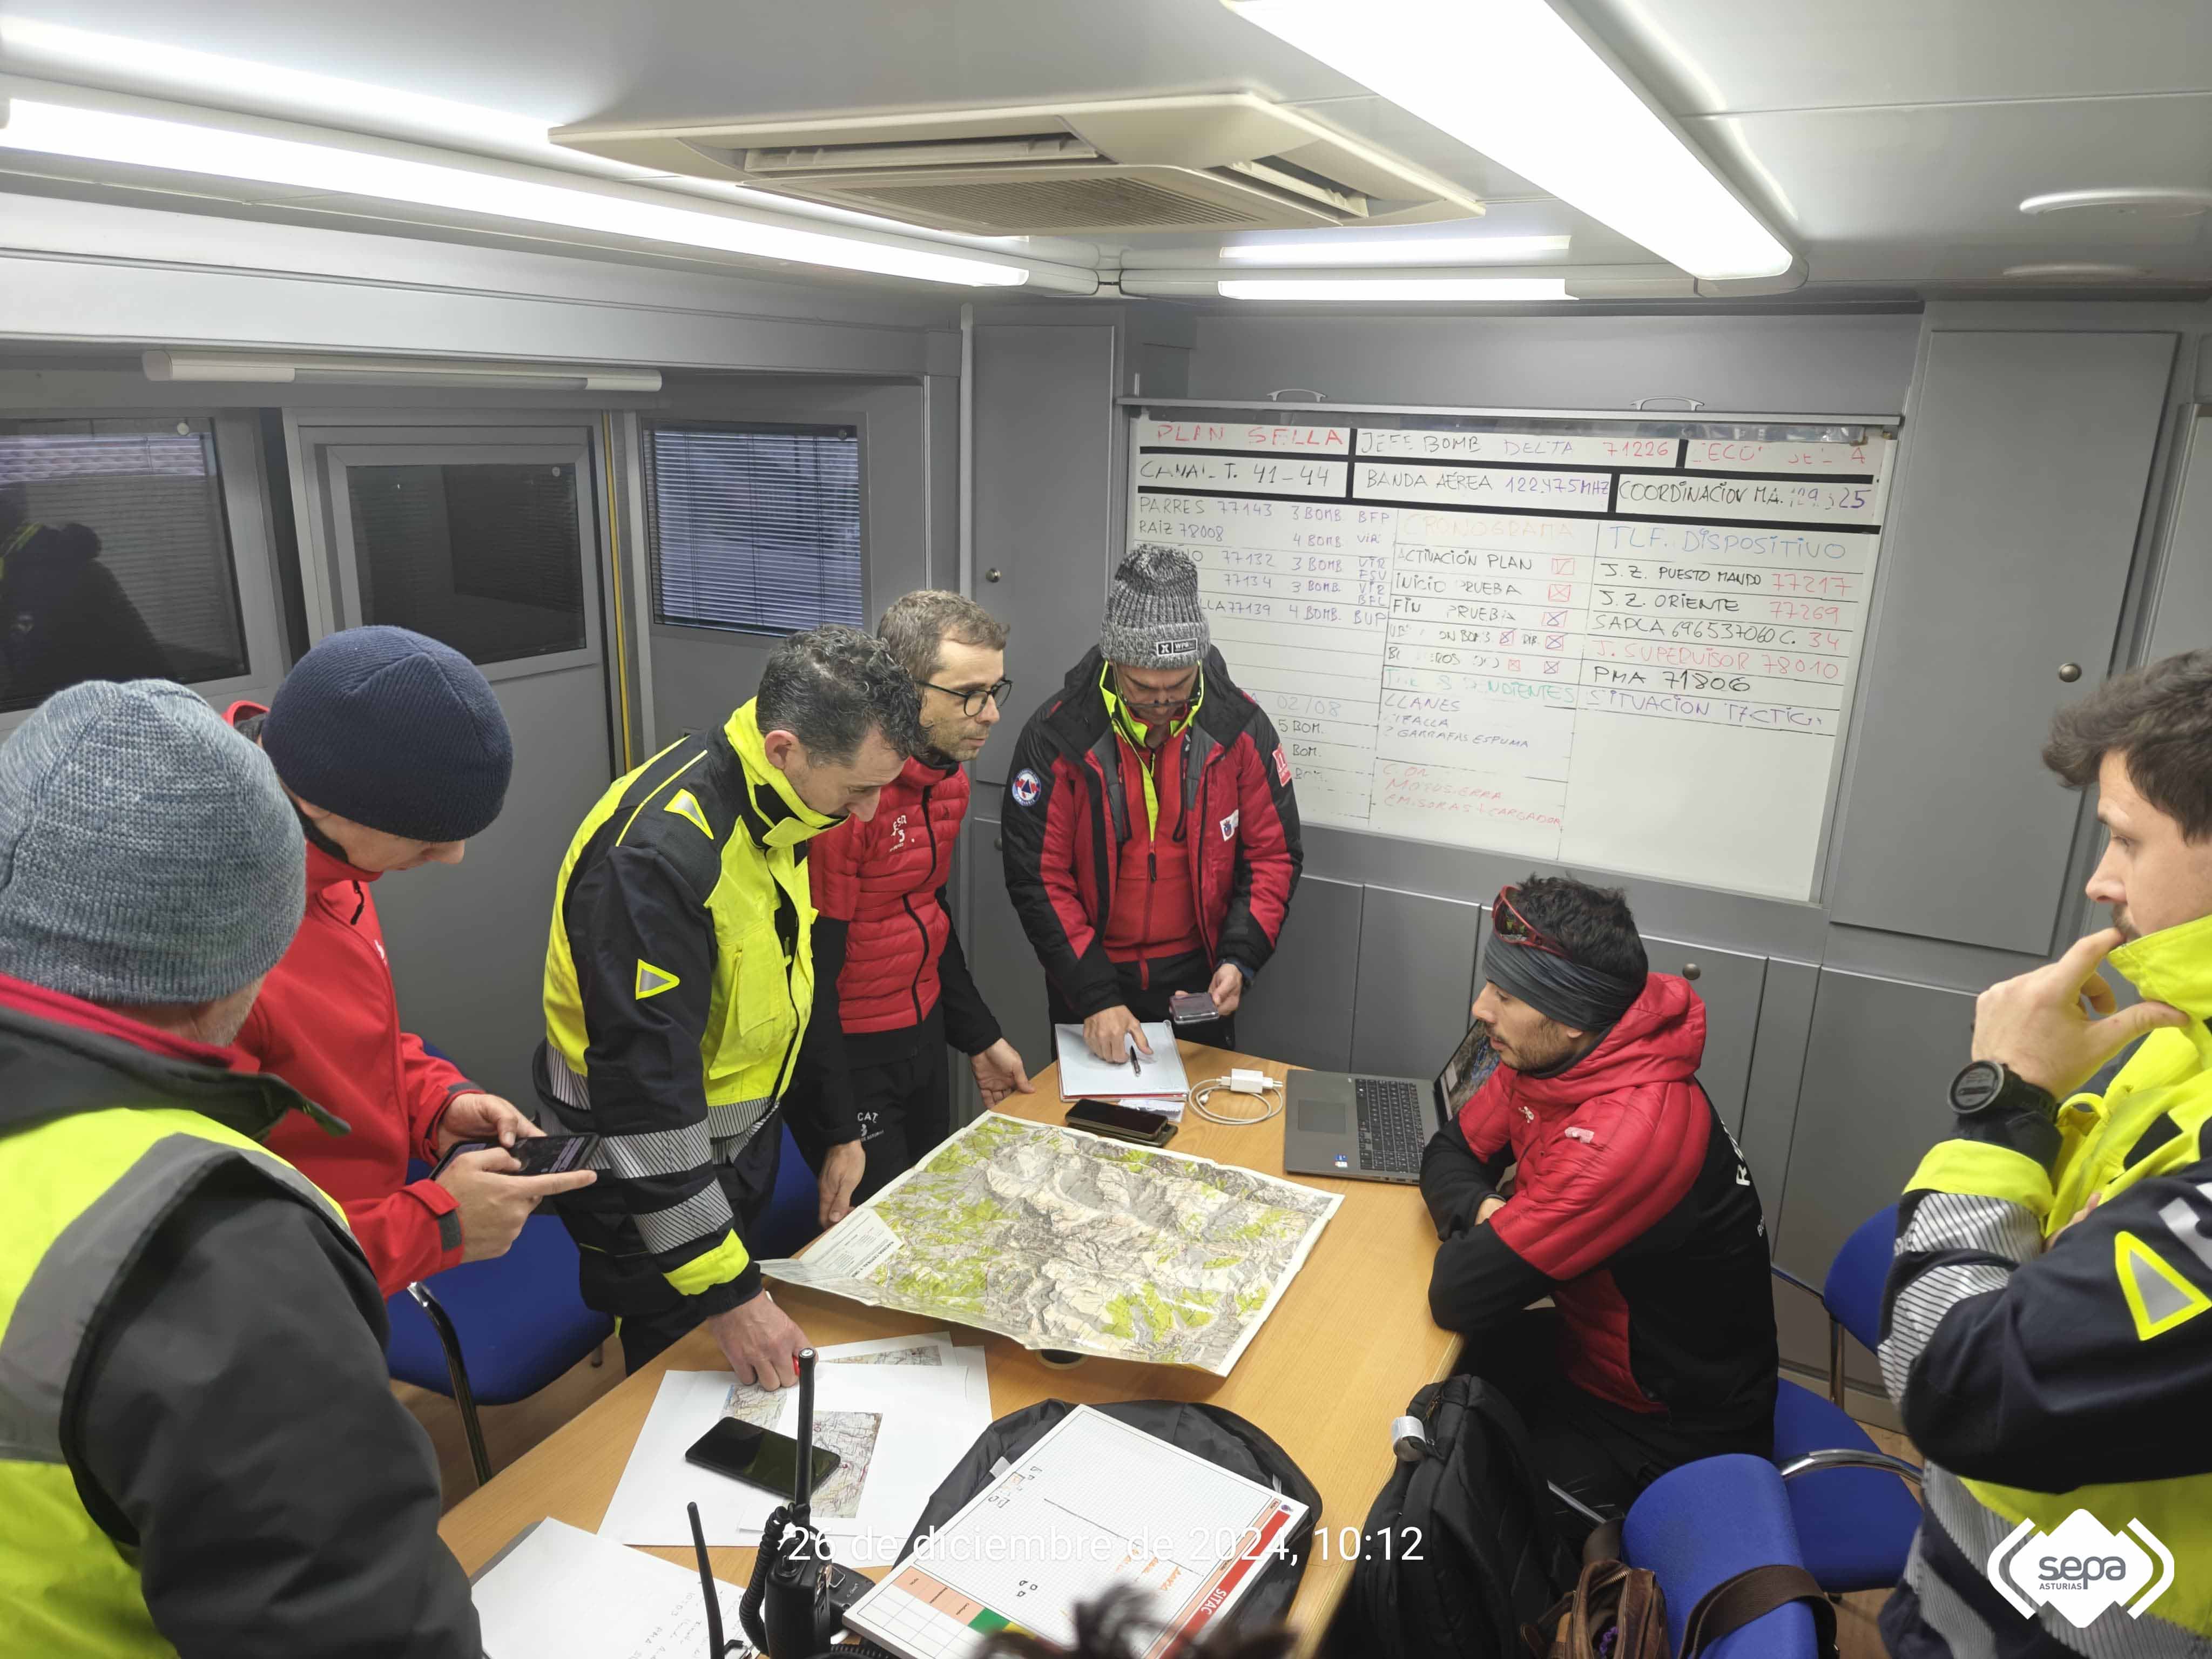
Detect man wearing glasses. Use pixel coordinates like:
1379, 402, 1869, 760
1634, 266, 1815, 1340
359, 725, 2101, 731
791, 591, 1035, 1205
1002, 544, 1303, 1062
1422, 875, 1777, 1544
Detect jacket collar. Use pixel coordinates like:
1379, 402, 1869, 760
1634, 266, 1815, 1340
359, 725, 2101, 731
900, 752, 960, 788
723, 699, 842, 851
1043, 645, 1255, 756
306, 840, 379, 888
0, 977, 348, 1143
2110, 910, 2212, 1069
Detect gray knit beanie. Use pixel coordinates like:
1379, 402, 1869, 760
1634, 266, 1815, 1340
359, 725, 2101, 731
0, 680, 306, 1004
1101, 544, 1210, 670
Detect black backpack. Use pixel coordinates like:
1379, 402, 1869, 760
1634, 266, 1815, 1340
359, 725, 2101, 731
896, 1398, 1324, 1630
1351, 1375, 1579, 1659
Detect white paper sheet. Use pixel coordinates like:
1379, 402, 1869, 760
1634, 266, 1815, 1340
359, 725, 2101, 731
599, 1358, 994, 1567
474, 1518, 751, 1659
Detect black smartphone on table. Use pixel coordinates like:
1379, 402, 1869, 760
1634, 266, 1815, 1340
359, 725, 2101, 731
430, 1133, 601, 1179
685, 1418, 841, 1496
1065, 1099, 1178, 1146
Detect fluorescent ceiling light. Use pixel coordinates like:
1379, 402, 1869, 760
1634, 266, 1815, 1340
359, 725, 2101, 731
0, 99, 1031, 288
1218, 278, 1571, 301
144, 350, 663, 391
1219, 234, 1570, 265
1222, 0, 1792, 281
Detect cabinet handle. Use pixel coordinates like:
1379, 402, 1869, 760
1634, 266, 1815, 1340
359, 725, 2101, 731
984, 567, 1003, 583
2058, 662, 2082, 683
1681, 962, 1702, 981
994, 834, 1003, 851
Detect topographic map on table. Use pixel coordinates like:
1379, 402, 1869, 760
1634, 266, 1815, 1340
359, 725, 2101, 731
763, 1113, 1341, 1375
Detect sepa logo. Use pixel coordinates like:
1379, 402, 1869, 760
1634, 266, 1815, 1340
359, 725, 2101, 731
1988, 1510, 2175, 1628
1011, 769, 1043, 808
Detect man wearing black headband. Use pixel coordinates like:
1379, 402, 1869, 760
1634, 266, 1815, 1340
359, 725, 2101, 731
1420, 876, 1777, 1542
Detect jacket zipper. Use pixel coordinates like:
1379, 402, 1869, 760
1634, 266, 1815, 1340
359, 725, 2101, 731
901, 781, 939, 1024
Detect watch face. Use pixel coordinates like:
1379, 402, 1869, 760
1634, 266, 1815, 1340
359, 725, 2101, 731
1953, 1060, 2004, 1112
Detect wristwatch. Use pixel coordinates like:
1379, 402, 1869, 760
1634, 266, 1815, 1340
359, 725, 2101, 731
1948, 1059, 2059, 1123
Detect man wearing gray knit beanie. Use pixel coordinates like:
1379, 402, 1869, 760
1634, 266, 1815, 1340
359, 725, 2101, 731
0, 679, 479, 1654
1001, 543, 1304, 1064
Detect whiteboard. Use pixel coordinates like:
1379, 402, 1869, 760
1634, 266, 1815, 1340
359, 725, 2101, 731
1125, 409, 1895, 901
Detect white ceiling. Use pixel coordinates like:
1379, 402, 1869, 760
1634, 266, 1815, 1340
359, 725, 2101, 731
2, 0, 2208, 299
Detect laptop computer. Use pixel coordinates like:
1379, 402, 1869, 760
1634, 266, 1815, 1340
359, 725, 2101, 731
1282, 1022, 1501, 1185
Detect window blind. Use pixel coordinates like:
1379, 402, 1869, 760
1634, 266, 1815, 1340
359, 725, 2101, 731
647, 422, 862, 635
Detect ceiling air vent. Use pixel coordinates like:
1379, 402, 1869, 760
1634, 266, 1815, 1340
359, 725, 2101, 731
552, 93, 1483, 235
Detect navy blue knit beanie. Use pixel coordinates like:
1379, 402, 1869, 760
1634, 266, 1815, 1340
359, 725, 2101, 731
263, 626, 513, 842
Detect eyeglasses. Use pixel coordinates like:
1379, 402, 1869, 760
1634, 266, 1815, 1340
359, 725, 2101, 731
916, 677, 1013, 717
1114, 668, 1199, 711
1492, 885, 1573, 960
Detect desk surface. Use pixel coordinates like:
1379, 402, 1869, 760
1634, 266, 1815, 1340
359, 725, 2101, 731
439, 1043, 1460, 1654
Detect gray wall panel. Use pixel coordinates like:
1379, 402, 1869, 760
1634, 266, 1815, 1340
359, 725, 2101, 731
1237, 876, 1364, 1074
1829, 330, 2176, 954
1351, 887, 1483, 1077
1739, 958, 1818, 1237
964, 812, 1054, 1060
972, 322, 1120, 785
1775, 967, 1974, 1385
2146, 412, 2212, 665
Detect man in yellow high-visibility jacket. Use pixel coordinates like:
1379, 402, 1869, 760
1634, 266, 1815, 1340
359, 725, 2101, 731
0, 679, 493, 1657
542, 624, 918, 1385
1883, 649, 2212, 1659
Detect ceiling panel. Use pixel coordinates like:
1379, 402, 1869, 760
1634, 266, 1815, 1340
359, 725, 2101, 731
1578, 0, 2212, 119
1687, 95, 2212, 278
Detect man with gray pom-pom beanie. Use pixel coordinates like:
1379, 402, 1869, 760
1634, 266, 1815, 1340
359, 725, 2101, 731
0, 679, 478, 1657
1001, 544, 1303, 1065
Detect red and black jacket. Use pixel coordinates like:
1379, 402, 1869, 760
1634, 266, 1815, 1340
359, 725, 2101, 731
808, 755, 1002, 1056
1000, 646, 1303, 1017
1420, 975, 1777, 1434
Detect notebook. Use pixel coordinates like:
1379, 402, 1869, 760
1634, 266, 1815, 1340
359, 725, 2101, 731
1053, 1022, 1190, 1110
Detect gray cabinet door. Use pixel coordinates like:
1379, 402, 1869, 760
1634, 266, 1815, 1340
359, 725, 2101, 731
972, 323, 1118, 786
1351, 886, 1482, 1078
1236, 874, 1364, 1074
1830, 329, 2175, 954
963, 812, 1053, 1061
1643, 933, 1769, 1141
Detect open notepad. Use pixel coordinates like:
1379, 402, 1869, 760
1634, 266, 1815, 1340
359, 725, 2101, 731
1053, 1022, 1189, 1109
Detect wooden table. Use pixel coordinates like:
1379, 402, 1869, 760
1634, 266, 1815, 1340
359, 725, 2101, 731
440, 1042, 1461, 1654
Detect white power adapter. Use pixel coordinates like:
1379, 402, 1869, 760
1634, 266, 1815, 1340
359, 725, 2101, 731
1225, 1068, 1274, 1095
1188, 1068, 1283, 1125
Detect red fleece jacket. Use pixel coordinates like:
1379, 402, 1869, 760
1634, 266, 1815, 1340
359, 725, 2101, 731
225, 704, 472, 1297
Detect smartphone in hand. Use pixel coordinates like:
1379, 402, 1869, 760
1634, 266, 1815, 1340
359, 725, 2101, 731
430, 1133, 601, 1179
1169, 990, 1218, 1025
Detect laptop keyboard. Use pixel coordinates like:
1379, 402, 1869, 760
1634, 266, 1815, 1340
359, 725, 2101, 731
1354, 1077, 1424, 1179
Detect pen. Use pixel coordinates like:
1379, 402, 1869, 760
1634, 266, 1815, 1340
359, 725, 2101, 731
1126, 1034, 1143, 1077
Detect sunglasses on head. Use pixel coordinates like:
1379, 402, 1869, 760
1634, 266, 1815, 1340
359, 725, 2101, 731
1492, 885, 1574, 961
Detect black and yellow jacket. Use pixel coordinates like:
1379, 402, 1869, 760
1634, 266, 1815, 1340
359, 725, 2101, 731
1879, 913, 2212, 1659
542, 702, 855, 1316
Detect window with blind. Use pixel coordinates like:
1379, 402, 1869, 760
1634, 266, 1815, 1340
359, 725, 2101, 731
0, 419, 248, 714
646, 422, 863, 635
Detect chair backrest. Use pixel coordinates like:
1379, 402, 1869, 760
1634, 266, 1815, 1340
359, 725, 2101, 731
1822, 1204, 1900, 1355
1621, 1454, 1818, 1659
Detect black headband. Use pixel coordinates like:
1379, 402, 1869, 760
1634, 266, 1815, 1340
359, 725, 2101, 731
1482, 940, 1645, 1034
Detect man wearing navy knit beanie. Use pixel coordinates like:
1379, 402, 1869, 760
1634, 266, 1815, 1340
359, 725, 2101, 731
227, 625, 594, 1299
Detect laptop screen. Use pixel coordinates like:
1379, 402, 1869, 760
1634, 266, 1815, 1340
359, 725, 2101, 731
1432, 1022, 1501, 1130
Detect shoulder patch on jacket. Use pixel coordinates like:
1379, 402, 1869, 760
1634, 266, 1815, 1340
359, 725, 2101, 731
635, 959, 683, 1001
664, 788, 713, 839
2116, 1230, 2212, 1339
1273, 744, 1293, 787
1011, 768, 1042, 808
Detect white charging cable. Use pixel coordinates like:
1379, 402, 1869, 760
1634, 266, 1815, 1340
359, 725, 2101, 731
1188, 1068, 1284, 1127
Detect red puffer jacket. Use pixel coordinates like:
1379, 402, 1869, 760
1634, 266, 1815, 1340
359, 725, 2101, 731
810, 756, 968, 1032
223, 700, 471, 1298
1431, 974, 1777, 1430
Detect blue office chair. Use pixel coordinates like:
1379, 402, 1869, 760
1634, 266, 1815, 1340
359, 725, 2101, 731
1770, 1204, 1924, 1593
388, 1211, 615, 1490
750, 1121, 825, 1261
1623, 1454, 1822, 1659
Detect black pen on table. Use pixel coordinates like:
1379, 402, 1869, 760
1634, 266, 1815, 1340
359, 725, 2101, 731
1125, 1032, 1143, 1077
